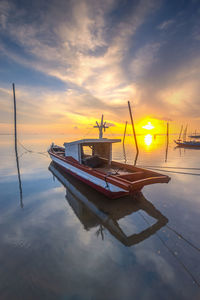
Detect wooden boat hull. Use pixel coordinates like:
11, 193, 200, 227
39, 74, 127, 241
49, 149, 170, 199
49, 152, 128, 198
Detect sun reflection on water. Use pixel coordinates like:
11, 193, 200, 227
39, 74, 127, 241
144, 134, 153, 146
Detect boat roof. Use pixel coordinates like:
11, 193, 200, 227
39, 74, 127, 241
64, 138, 121, 146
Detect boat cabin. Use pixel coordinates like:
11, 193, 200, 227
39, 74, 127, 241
64, 138, 121, 167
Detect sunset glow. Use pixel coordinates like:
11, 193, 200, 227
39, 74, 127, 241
0, 1, 200, 135
142, 122, 155, 130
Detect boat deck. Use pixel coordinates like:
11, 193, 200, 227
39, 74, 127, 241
94, 165, 132, 176
49, 147, 170, 186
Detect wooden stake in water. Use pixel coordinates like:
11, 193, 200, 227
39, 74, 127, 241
122, 121, 127, 146
12, 83, 23, 208
167, 122, 169, 141
128, 101, 139, 165
165, 122, 169, 162
13, 83, 18, 153
122, 121, 127, 163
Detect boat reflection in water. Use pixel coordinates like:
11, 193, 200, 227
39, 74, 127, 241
49, 162, 168, 247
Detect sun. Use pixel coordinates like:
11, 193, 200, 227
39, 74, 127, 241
142, 121, 154, 130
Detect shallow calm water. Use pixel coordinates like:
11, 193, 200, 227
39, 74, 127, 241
0, 133, 200, 300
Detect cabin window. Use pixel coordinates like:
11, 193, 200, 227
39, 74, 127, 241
81, 143, 112, 166
93, 143, 111, 160
82, 145, 93, 157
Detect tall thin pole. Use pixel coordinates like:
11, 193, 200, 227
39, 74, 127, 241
165, 122, 169, 162
183, 125, 188, 142
13, 83, 18, 153
166, 122, 169, 141
122, 121, 127, 163
128, 101, 139, 165
122, 121, 127, 147
12, 83, 23, 208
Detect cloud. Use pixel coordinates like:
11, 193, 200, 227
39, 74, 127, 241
0, 0, 160, 94
158, 19, 175, 30
151, 116, 173, 121
0, 0, 12, 29
1, 0, 200, 129
129, 42, 161, 79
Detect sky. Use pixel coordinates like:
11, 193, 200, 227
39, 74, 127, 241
0, 0, 200, 135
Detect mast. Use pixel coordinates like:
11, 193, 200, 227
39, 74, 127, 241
183, 125, 188, 142
178, 125, 183, 141
94, 115, 109, 139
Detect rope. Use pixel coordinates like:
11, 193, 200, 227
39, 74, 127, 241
166, 225, 200, 253
138, 211, 200, 287
18, 141, 48, 157
107, 127, 116, 137
82, 127, 94, 139
104, 173, 111, 190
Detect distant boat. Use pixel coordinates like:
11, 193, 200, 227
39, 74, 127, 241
189, 135, 200, 138
174, 140, 200, 148
48, 115, 170, 199
174, 125, 200, 148
49, 162, 168, 247
188, 130, 200, 139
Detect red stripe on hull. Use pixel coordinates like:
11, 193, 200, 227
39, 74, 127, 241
49, 151, 130, 190
54, 162, 128, 199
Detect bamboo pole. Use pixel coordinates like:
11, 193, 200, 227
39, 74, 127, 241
165, 122, 169, 162
122, 121, 127, 163
128, 101, 139, 165
12, 83, 23, 208
13, 83, 18, 153
122, 121, 127, 146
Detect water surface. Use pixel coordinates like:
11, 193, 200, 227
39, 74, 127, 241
0, 134, 200, 300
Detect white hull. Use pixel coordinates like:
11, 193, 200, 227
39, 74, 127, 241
50, 154, 127, 194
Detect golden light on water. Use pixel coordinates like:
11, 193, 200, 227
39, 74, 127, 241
144, 134, 153, 146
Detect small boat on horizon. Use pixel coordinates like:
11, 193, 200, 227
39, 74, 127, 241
174, 140, 200, 148
48, 116, 170, 199
188, 130, 200, 139
189, 135, 200, 139
175, 125, 200, 148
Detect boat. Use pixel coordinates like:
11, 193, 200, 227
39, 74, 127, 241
188, 130, 200, 139
49, 162, 168, 246
175, 125, 200, 148
189, 135, 200, 139
174, 140, 200, 148
48, 115, 170, 199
